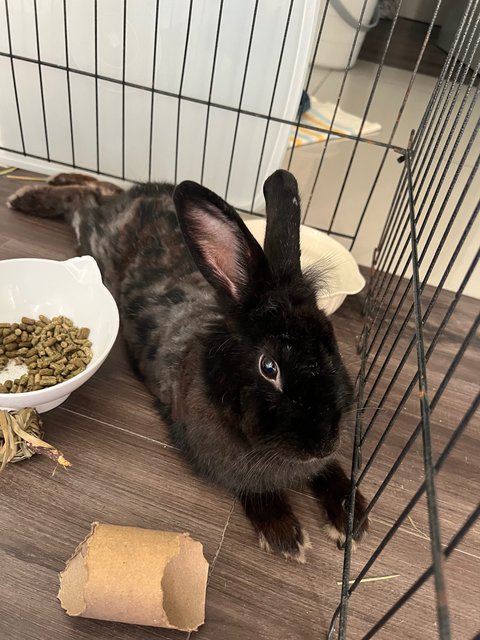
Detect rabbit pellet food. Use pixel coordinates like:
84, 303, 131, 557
0, 315, 92, 393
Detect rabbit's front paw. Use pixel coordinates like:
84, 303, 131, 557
312, 461, 369, 550
258, 517, 311, 563
324, 488, 369, 550
240, 490, 311, 563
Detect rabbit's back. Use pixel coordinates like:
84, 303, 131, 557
61, 180, 216, 407
113, 184, 217, 406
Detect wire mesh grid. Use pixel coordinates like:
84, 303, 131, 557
327, 1, 479, 635
0, 1, 478, 638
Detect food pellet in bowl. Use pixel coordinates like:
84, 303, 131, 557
0, 316, 92, 394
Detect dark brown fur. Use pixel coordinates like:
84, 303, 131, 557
7, 171, 369, 562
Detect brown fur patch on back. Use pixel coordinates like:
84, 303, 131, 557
49, 172, 123, 196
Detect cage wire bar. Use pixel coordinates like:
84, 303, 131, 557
328, 0, 480, 635
0, 1, 403, 191
0, 1, 479, 638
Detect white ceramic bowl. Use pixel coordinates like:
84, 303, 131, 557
0, 256, 119, 413
244, 219, 365, 315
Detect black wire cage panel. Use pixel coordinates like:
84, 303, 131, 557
327, 1, 480, 638
0, 1, 479, 639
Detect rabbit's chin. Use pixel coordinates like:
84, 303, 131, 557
291, 439, 340, 464
279, 442, 339, 466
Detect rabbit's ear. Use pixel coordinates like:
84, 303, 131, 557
263, 170, 302, 281
174, 181, 269, 304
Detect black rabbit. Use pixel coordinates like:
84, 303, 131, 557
8, 169, 368, 562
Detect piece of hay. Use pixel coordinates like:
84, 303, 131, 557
407, 515, 430, 540
0, 167, 17, 176
336, 574, 400, 586
6, 174, 49, 181
0, 408, 71, 471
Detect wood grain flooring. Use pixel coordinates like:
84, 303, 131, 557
0, 170, 478, 640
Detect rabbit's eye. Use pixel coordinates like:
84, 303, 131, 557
259, 355, 279, 380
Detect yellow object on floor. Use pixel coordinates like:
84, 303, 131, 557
0, 167, 17, 176
288, 97, 382, 148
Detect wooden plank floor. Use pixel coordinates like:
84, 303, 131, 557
0, 170, 478, 640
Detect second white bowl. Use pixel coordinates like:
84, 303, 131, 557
244, 218, 365, 315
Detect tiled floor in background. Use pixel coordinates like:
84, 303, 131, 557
285, 61, 480, 299
0, 172, 478, 640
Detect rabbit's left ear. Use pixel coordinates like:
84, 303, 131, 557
173, 181, 270, 305
263, 170, 302, 282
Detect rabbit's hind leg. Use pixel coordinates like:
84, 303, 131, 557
49, 172, 123, 196
48, 172, 100, 187
7, 184, 97, 219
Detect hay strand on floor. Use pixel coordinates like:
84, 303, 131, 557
6, 174, 49, 182
0, 167, 17, 176
336, 574, 400, 586
0, 408, 71, 471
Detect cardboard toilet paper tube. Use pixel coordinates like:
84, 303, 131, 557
58, 522, 209, 632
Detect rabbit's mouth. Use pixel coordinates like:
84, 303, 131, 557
293, 438, 339, 463
271, 445, 335, 465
